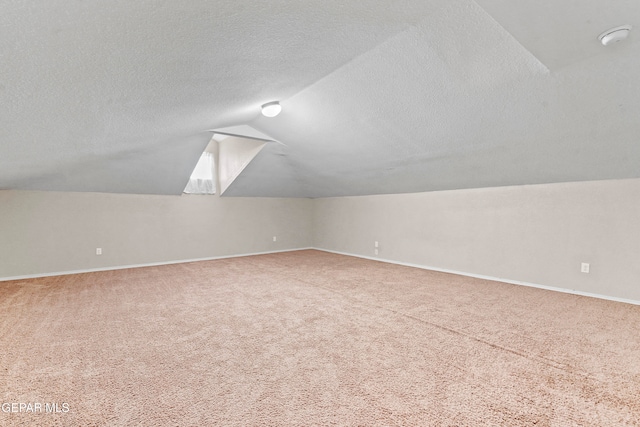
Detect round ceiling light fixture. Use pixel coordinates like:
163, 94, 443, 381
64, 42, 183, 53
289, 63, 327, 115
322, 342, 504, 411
598, 24, 632, 46
261, 101, 282, 118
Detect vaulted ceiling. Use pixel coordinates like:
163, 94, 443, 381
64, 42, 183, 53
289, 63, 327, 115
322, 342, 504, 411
2, 0, 639, 197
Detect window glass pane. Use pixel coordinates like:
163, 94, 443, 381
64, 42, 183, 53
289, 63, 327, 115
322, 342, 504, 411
184, 152, 215, 195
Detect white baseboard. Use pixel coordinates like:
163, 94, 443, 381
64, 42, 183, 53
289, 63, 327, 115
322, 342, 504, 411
313, 248, 640, 306
5, 246, 639, 307
0, 247, 314, 282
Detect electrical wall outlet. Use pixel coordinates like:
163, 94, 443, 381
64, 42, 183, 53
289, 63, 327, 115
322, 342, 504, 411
374, 241, 379, 248
273, 236, 277, 242
374, 249, 379, 256
96, 248, 102, 255
581, 262, 590, 273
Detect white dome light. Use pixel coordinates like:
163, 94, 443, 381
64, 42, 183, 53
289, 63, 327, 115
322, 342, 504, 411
598, 25, 632, 46
261, 101, 282, 118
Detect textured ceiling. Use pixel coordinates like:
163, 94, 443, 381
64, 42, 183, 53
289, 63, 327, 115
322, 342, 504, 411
1, 0, 639, 197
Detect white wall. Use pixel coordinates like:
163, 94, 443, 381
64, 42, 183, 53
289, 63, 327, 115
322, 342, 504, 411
0, 190, 312, 278
313, 178, 640, 302
3, 179, 640, 303
218, 137, 266, 195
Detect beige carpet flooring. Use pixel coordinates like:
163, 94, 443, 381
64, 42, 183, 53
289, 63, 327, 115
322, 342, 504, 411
1, 249, 640, 426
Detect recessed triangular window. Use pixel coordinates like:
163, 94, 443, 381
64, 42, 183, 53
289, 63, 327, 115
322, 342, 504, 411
183, 151, 215, 195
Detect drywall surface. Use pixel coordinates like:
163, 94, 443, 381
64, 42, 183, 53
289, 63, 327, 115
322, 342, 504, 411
313, 178, 640, 302
218, 136, 266, 195
0, 191, 312, 278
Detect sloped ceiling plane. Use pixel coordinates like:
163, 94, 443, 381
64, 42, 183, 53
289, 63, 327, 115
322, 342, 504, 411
1, 0, 639, 198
